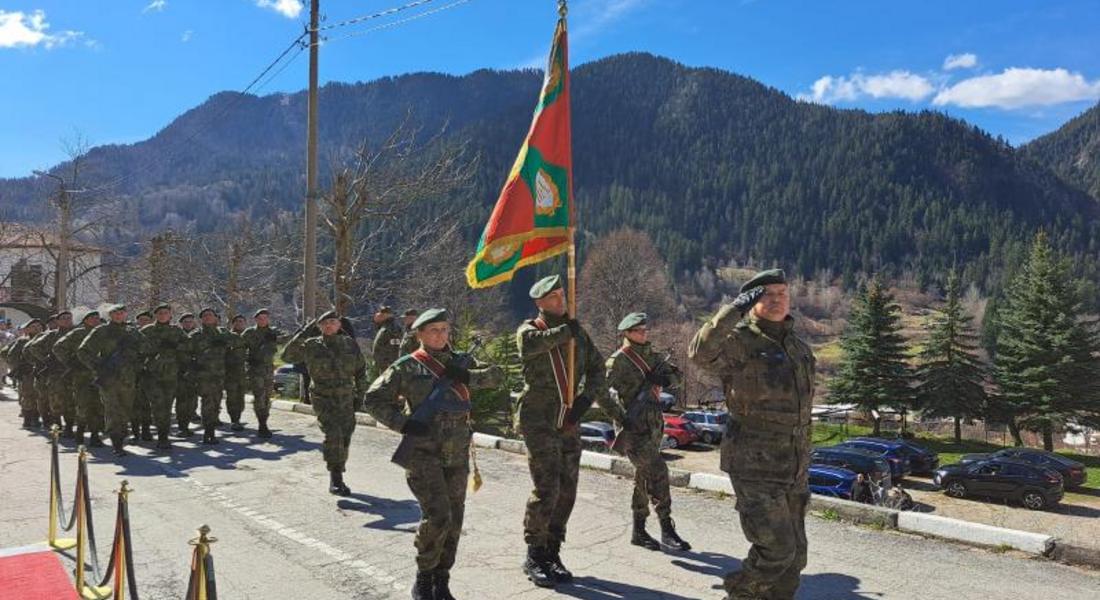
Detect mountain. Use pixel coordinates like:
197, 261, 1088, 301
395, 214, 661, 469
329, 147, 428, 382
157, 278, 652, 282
3, 52, 1099, 294
1023, 101, 1100, 200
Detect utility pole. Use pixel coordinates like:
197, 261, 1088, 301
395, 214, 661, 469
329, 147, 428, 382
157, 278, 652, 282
303, 0, 320, 322
35, 171, 71, 311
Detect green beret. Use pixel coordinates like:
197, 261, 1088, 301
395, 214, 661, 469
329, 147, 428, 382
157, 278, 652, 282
378, 305, 393, 314
617, 312, 648, 332
403, 308, 419, 317
24, 319, 42, 328
529, 275, 563, 299
154, 303, 172, 313
107, 304, 127, 314
231, 314, 245, 322
47, 313, 59, 321
253, 308, 270, 318
199, 308, 218, 318
135, 311, 153, 320
78, 310, 100, 323
412, 308, 448, 330
56, 310, 72, 318
178, 313, 195, 323
318, 310, 340, 323
740, 269, 787, 293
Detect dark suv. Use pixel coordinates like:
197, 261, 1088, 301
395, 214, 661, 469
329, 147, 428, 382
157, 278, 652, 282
958, 448, 1087, 489
835, 438, 913, 480
933, 458, 1064, 510
811, 447, 892, 487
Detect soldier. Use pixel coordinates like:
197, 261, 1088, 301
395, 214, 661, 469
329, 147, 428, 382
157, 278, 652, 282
606, 312, 691, 551
26, 314, 59, 428
399, 308, 420, 356
27, 311, 74, 434
225, 314, 249, 432
242, 308, 289, 438
282, 311, 366, 496
372, 306, 403, 375
55, 310, 105, 447
689, 269, 815, 600
516, 275, 614, 588
190, 308, 231, 445
363, 308, 502, 600
130, 310, 155, 442
9, 319, 44, 428
140, 304, 189, 450
175, 312, 200, 436
77, 305, 150, 457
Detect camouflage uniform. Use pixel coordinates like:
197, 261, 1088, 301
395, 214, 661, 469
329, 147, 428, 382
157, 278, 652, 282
25, 328, 57, 427
7, 334, 39, 425
241, 322, 288, 430
77, 319, 149, 452
363, 343, 501, 579
55, 320, 104, 444
224, 329, 248, 426
140, 321, 190, 444
372, 316, 403, 376
399, 328, 420, 356
176, 321, 200, 433
690, 304, 816, 600
189, 322, 231, 436
282, 321, 367, 474
27, 324, 74, 432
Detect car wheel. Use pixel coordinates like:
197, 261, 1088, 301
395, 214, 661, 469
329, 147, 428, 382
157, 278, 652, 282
1021, 490, 1046, 511
667, 437, 680, 449
944, 480, 967, 498
704, 432, 717, 445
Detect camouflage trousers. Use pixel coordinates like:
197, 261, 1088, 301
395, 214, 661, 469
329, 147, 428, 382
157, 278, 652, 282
224, 372, 246, 420
406, 420, 470, 573
312, 389, 356, 472
48, 377, 76, 427
622, 431, 672, 521
176, 381, 198, 428
99, 378, 135, 439
146, 377, 176, 432
248, 368, 274, 417
724, 480, 809, 600
18, 381, 39, 419
72, 374, 103, 431
131, 376, 152, 429
522, 426, 582, 549
34, 378, 52, 424
197, 378, 224, 428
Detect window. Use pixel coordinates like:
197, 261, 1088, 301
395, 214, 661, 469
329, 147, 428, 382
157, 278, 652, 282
809, 475, 831, 486
977, 464, 1001, 475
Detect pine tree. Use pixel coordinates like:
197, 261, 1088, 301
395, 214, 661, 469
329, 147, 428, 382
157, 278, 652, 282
915, 269, 988, 443
993, 232, 1100, 450
828, 277, 914, 435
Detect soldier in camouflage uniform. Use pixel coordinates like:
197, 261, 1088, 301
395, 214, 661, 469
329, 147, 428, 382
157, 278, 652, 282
8, 319, 44, 428
175, 313, 200, 436
372, 306, 403, 376
224, 314, 249, 432
130, 310, 155, 442
190, 308, 232, 445
55, 310, 104, 447
517, 275, 614, 588
689, 269, 815, 600
605, 312, 691, 552
399, 309, 420, 356
77, 305, 150, 457
27, 312, 74, 434
140, 304, 190, 450
282, 310, 367, 495
26, 314, 59, 428
242, 308, 288, 438
363, 308, 503, 600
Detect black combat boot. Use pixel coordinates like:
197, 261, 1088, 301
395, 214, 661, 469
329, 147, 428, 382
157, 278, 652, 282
546, 541, 573, 583
230, 412, 244, 432
202, 426, 219, 445
61, 421, 75, 439
660, 517, 691, 551
88, 431, 104, 447
110, 434, 127, 457
21, 415, 33, 428
74, 426, 85, 446
328, 471, 351, 496
257, 415, 272, 439
631, 516, 661, 550
522, 546, 555, 588
411, 570, 435, 600
433, 570, 456, 600
131, 422, 141, 441
177, 422, 194, 438
156, 428, 171, 450
140, 424, 153, 441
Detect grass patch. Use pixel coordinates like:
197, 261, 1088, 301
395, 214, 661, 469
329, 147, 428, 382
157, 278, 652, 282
990, 543, 1014, 554
819, 508, 840, 522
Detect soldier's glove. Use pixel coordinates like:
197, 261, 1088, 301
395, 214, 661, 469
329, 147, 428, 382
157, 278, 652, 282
732, 286, 766, 315
564, 393, 594, 426
443, 363, 470, 385
645, 371, 672, 387
401, 419, 431, 437
565, 318, 582, 338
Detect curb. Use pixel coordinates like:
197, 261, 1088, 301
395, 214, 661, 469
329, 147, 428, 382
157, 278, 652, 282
268, 401, 1097, 566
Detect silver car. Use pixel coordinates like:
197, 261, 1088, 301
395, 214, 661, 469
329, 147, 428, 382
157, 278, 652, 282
681, 410, 728, 445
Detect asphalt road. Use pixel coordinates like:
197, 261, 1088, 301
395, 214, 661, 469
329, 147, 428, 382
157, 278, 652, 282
1, 392, 1098, 599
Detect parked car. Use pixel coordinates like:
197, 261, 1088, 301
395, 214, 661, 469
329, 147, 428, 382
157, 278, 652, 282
933, 458, 1064, 510
887, 438, 940, 475
835, 438, 913, 479
811, 447, 892, 487
662, 415, 700, 449
658, 392, 677, 412
808, 465, 858, 500
272, 364, 301, 395
579, 421, 616, 452
681, 410, 728, 445
958, 447, 1088, 488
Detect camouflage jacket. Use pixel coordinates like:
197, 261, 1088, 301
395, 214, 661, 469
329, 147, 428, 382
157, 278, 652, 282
399, 328, 419, 356
363, 347, 502, 465
372, 318, 403, 370
77, 322, 150, 382
53, 325, 96, 379
689, 308, 815, 485
282, 331, 367, 396
515, 311, 609, 434
606, 340, 678, 435
26, 327, 71, 378
225, 331, 248, 377
140, 322, 190, 381
5, 337, 31, 380
188, 325, 232, 381
241, 324, 288, 376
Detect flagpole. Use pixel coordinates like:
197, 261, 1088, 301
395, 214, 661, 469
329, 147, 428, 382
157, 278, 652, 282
560, 0, 576, 408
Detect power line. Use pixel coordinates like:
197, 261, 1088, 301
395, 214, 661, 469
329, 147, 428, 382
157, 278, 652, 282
316, 0, 438, 32
323, 0, 472, 44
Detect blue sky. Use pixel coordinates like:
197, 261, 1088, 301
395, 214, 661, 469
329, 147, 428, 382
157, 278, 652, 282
2, 0, 1099, 178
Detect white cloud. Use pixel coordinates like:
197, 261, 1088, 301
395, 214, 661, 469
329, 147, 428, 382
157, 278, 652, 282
181, 29, 193, 43
0, 9, 86, 49
943, 53, 978, 70
255, 0, 303, 19
142, 0, 167, 14
933, 67, 1100, 109
801, 70, 935, 104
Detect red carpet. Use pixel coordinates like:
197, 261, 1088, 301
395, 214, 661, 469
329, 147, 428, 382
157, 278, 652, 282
0, 550, 79, 599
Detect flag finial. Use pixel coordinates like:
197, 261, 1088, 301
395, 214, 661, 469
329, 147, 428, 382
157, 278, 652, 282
558, 0, 568, 18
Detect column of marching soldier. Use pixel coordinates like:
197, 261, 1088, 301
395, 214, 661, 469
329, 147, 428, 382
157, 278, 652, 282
1, 267, 813, 600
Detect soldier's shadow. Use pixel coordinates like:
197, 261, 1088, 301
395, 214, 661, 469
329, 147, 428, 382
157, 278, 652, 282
105, 432, 320, 477
556, 576, 699, 600
670, 551, 878, 599
336, 492, 420, 533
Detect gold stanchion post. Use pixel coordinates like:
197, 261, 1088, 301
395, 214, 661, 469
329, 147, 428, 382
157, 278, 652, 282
187, 525, 217, 600
73, 447, 111, 599
47, 426, 77, 550
111, 481, 131, 600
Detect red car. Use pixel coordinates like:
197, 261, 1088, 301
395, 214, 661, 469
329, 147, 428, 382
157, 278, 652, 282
662, 415, 700, 449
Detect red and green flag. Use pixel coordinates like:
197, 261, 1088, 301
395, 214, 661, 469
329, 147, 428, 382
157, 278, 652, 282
466, 17, 573, 289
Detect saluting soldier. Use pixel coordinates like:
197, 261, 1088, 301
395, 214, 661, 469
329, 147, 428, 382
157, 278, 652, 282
241, 308, 289, 438
225, 314, 249, 432
372, 306, 403, 375
175, 312, 200, 436
606, 312, 690, 551
399, 308, 421, 356
516, 275, 616, 588
140, 304, 190, 449
9, 319, 45, 428
190, 308, 232, 445
54, 310, 104, 447
77, 305, 150, 457
282, 310, 367, 496
689, 269, 816, 600
130, 310, 155, 442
